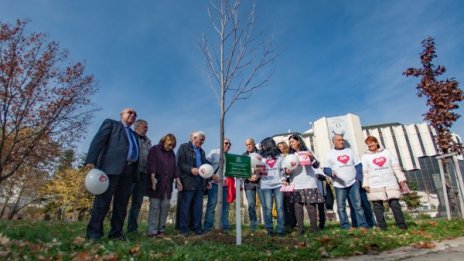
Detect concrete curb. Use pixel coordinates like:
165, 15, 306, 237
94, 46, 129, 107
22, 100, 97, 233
330, 236, 464, 261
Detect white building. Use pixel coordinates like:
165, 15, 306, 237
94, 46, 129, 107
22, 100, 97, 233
273, 113, 463, 195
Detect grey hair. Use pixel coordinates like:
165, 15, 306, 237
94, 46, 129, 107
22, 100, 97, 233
246, 138, 255, 145
331, 134, 344, 143
193, 130, 206, 139
134, 119, 147, 129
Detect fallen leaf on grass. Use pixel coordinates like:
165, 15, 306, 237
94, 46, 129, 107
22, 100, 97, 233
367, 244, 380, 255
129, 244, 140, 256
410, 230, 432, 238
412, 241, 436, 249
318, 247, 330, 258
428, 221, 438, 227
0, 234, 10, 245
73, 236, 86, 245
72, 251, 92, 261
297, 241, 306, 248
0, 250, 11, 258
315, 235, 333, 244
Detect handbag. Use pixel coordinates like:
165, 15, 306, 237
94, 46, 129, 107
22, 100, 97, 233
324, 182, 335, 210
280, 184, 295, 192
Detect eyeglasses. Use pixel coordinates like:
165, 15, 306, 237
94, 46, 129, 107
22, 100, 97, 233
224, 142, 231, 146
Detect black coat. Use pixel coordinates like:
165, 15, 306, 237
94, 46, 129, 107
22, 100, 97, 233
86, 119, 139, 175
176, 142, 209, 191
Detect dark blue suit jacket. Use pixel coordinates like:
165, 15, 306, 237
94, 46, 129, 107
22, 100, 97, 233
86, 119, 138, 175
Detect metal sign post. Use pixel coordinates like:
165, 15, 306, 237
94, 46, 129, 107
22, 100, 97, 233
452, 154, 464, 218
436, 152, 464, 219
436, 159, 451, 220
225, 153, 251, 246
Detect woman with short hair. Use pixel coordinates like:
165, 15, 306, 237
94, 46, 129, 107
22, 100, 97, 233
146, 133, 182, 236
361, 135, 408, 230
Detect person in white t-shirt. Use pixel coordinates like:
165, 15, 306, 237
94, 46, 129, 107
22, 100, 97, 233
323, 134, 368, 229
361, 136, 408, 230
285, 134, 324, 234
257, 137, 286, 236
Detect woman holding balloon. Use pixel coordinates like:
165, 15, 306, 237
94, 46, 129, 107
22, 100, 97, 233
284, 134, 324, 234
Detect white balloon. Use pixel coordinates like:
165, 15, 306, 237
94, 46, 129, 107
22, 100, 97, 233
283, 154, 300, 171
85, 168, 109, 195
199, 164, 214, 179
248, 152, 263, 168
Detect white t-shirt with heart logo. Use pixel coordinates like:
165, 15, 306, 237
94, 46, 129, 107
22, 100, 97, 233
361, 149, 399, 188
324, 148, 359, 188
260, 156, 285, 190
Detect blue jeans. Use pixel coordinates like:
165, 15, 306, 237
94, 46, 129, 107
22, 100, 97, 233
179, 189, 204, 234
204, 183, 230, 231
334, 181, 368, 229
127, 172, 146, 233
349, 182, 376, 228
261, 187, 284, 234
245, 188, 264, 229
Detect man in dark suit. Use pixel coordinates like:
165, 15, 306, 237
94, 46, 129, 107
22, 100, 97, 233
85, 108, 139, 241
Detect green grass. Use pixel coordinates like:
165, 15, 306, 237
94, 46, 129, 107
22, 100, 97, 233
0, 218, 463, 260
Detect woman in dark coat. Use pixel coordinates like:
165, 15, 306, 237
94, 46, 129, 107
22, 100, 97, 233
146, 133, 182, 236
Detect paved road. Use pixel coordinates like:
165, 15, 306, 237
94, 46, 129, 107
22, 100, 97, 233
332, 236, 464, 261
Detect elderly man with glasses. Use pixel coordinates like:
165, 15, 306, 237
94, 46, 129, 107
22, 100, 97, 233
204, 138, 233, 232
85, 108, 140, 241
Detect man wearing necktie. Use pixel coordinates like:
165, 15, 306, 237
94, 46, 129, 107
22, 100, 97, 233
85, 108, 139, 241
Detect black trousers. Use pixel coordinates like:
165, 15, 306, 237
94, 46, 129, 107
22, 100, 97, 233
318, 203, 326, 230
294, 202, 318, 233
372, 199, 407, 230
86, 163, 137, 239
283, 193, 297, 229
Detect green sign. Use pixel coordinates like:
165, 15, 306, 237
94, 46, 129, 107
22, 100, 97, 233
225, 153, 251, 178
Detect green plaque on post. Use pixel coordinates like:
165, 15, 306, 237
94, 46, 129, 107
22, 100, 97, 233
225, 153, 251, 178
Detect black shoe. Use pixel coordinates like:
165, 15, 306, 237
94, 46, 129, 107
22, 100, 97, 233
108, 234, 127, 241
86, 236, 102, 242
267, 231, 275, 237
195, 230, 204, 235
127, 229, 140, 235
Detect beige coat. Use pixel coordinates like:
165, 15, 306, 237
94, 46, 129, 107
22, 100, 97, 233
362, 148, 407, 201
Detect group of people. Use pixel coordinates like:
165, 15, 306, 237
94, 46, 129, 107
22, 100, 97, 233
84, 108, 409, 241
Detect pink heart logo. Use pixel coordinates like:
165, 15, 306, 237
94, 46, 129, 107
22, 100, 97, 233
201, 168, 206, 174
373, 157, 386, 167
99, 175, 108, 182
337, 155, 350, 164
291, 162, 296, 167
266, 159, 276, 168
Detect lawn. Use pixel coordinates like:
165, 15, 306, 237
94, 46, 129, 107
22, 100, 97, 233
0, 218, 463, 260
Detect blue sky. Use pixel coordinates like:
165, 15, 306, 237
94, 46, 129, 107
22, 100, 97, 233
1, 0, 464, 155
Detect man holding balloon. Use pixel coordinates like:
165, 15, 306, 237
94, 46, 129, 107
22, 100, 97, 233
85, 108, 139, 241
177, 131, 209, 236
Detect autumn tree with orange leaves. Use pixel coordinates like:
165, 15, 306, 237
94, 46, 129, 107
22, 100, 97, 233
403, 37, 464, 154
0, 19, 97, 186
